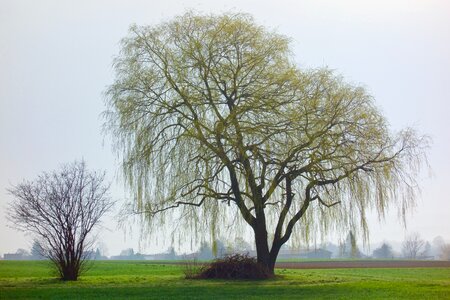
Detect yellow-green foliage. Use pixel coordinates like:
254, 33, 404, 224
104, 12, 429, 251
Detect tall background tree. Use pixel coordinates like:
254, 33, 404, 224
7, 161, 114, 281
402, 232, 426, 259
104, 12, 428, 274
339, 231, 362, 258
439, 244, 450, 261
30, 240, 46, 260
372, 242, 394, 259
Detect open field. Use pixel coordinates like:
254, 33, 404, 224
143, 259, 450, 269
0, 260, 449, 299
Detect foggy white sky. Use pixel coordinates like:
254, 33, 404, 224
1, 0, 449, 256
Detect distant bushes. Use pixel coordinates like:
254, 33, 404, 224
185, 254, 272, 280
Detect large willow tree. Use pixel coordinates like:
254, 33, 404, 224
105, 12, 428, 274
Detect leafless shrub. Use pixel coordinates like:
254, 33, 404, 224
7, 161, 114, 281
195, 253, 271, 280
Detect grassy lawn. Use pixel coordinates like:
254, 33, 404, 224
0, 260, 449, 299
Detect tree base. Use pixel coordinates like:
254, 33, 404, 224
191, 254, 273, 280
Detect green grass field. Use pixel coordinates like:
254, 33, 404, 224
0, 260, 449, 299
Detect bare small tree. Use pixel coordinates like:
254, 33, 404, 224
402, 233, 425, 259
7, 161, 114, 281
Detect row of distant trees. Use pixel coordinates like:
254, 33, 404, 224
331, 232, 450, 260
3, 242, 108, 261
400, 234, 450, 260
5, 233, 450, 261
93, 235, 450, 260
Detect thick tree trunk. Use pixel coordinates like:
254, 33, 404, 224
268, 239, 283, 272
254, 225, 277, 276
59, 259, 79, 281
61, 265, 78, 281
254, 226, 287, 276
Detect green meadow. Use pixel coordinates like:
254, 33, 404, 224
0, 260, 449, 299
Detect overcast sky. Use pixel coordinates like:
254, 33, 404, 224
1, 0, 449, 256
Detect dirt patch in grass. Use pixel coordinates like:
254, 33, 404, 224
275, 260, 450, 269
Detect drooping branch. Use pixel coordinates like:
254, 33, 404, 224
132, 198, 207, 216
311, 195, 341, 208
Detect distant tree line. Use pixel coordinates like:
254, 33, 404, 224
4, 232, 450, 261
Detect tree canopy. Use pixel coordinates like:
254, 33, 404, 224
104, 12, 428, 273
